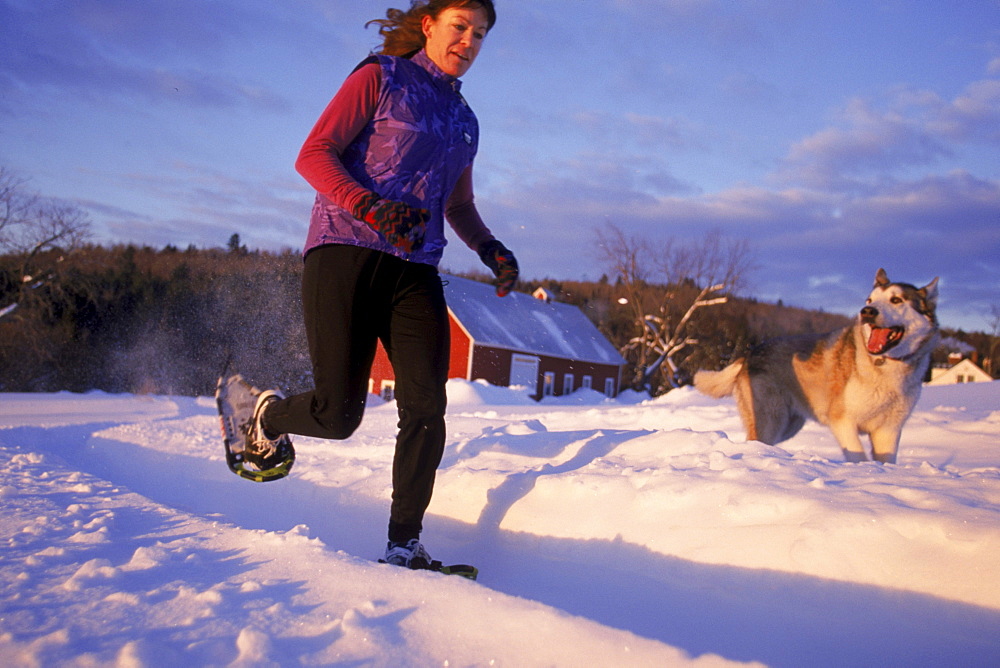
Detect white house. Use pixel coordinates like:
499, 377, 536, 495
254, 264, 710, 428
928, 358, 993, 385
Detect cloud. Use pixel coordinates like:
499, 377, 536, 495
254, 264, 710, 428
483, 149, 698, 221
79, 163, 311, 251
931, 79, 1000, 143
607, 0, 773, 49
477, 105, 705, 206
779, 98, 950, 189
777, 73, 1000, 191
0, 0, 289, 111
66, 0, 244, 56
807, 274, 847, 289
470, 158, 999, 328
490, 104, 702, 157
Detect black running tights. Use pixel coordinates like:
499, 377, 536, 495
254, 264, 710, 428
263, 245, 449, 542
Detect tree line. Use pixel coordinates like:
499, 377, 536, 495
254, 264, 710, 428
2, 166, 996, 396
0, 243, 309, 395
2, 241, 994, 396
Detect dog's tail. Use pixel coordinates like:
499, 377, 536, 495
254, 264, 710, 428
693, 360, 745, 398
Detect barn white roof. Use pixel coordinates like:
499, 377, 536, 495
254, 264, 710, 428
442, 274, 626, 366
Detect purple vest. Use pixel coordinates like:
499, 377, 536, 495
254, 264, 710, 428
303, 50, 479, 266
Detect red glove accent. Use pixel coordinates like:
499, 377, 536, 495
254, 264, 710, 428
352, 192, 428, 253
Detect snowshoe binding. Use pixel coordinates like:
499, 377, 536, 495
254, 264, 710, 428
379, 539, 478, 580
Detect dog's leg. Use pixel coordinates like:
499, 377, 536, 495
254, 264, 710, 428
738, 374, 797, 445
748, 404, 795, 445
780, 413, 806, 443
732, 369, 762, 441
830, 421, 868, 462
869, 427, 901, 464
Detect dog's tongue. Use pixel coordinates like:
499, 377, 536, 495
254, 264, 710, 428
867, 327, 893, 354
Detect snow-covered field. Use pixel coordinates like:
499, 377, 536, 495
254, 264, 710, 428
1, 380, 998, 667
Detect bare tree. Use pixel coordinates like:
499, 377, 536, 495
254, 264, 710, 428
0, 167, 35, 245
659, 229, 754, 295
987, 304, 1000, 377
0, 167, 92, 320
595, 224, 656, 387
596, 224, 755, 394
625, 282, 729, 393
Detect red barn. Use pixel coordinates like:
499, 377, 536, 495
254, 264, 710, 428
370, 274, 626, 400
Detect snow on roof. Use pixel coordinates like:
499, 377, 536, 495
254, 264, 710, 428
442, 274, 626, 366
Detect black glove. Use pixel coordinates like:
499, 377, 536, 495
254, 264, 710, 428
478, 239, 519, 297
351, 191, 428, 253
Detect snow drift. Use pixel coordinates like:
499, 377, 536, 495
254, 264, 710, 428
1, 379, 998, 666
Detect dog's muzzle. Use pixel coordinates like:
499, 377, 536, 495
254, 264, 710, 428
860, 307, 905, 354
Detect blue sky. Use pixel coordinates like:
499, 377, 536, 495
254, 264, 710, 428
2, 0, 998, 331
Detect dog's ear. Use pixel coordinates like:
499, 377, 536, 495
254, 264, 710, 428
919, 277, 939, 310
874, 268, 890, 287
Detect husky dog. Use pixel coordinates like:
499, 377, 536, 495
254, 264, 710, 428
694, 269, 939, 464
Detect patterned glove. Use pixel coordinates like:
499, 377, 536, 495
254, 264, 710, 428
351, 192, 428, 253
478, 239, 519, 297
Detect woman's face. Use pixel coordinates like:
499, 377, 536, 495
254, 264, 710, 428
421, 5, 489, 77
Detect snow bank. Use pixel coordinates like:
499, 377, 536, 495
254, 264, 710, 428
1, 380, 998, 666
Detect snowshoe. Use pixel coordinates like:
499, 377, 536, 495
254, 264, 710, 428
215, 374, 294, 482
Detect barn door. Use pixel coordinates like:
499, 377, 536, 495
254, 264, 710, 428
509, 354, 540, 395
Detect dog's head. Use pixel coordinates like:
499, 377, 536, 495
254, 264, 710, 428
858, 268, 939, 359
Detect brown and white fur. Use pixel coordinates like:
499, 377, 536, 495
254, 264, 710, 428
694, 269, 939, 464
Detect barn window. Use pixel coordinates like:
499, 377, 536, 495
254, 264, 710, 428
543, 372, 555, 396
563, 373, 574, 395
581, 375, 592, 391
604, 378, 615, 397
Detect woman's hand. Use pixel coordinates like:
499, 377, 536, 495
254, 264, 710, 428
352, 192, 428, 253
478, 239, 519, 297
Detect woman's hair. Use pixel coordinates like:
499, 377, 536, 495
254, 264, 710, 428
367, 0, 497, 57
